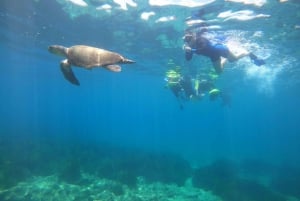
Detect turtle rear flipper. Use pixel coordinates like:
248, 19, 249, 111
121, 58, 135, 64
60, 59, 80, 86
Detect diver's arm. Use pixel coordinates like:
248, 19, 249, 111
183, 44, 193, 60
185, 51, 193, 60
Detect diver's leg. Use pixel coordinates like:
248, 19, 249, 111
221, 57, 227, 67
227, 50, 249, 62
249, 53, 266, 66
212, 58, 223, 74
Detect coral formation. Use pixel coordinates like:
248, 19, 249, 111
0, 174, 221, 201
1, 137, 299, 201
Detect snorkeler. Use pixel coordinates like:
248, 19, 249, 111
165, 62, 231, 108
196, 79, 231, 107
183, 15, 265, 74
165, 69, 196, 109
193, 69, 231, 107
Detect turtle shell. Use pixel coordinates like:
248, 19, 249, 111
67, 45, 123, 68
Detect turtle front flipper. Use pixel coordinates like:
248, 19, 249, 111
104, 65, 122, 72
60, 59, 80, 86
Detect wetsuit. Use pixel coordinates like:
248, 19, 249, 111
185, 37, 230, 63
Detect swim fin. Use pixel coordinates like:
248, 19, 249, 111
249, 53, 265, 66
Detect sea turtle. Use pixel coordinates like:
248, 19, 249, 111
48, 45, 135, 85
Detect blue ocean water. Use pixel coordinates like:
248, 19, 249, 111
0, 0, 300, 200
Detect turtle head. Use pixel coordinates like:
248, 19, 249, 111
48, 45, 67, 57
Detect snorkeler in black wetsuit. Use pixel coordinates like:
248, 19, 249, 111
165, 70, 196, 109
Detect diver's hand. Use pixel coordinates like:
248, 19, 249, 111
183, 45, 192, 53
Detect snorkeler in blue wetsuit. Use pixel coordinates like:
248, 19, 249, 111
183, 32, 265, 74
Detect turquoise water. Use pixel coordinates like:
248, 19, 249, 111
0, 0, 300, 201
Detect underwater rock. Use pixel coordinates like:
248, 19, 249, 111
271, 165, 300, 199
192, 159, 239, 192
58, 158, 81, 184
0, 136, 193, 190
192, 159, 287, 201
235, 179, 285, 201
79, 145, 192, 186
